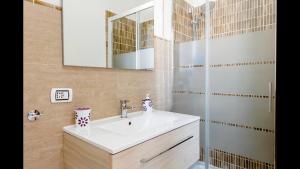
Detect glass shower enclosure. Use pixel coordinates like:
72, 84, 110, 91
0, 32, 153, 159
171, 0, 276, 169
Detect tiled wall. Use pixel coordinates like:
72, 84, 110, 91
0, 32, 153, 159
173, 0, 276, 42
199, 147, 274, 169
210, 0, 276, 38
112, 16, 137, 55
24, 1, 172, 169
140, 20, 154, 49
173, 0, 194, 42
172, 0, 206, 42
106, 10, 154, 56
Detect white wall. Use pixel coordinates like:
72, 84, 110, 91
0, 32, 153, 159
154, 0, 172, 40
40, 0, 62, 6
40, 0, 151, 10
124, 6, 154, 23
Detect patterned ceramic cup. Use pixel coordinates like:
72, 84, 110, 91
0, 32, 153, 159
74, 107, 91, 128
142, 99, 152, 113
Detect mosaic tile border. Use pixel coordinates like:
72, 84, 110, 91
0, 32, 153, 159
25, 0, 62, 11
187, 91, 205, 95
173, 60, 275, 70
210, 60, 276, 68
211, 92, 276, 99
172, 90, 275, 99
173, 65, 204, 69
199, 119, 274, 134
173, 90, 187, 94
173, 90, 205, 95
200, 147, 275, 169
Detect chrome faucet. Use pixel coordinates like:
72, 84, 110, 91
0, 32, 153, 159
120, 100, 134, 118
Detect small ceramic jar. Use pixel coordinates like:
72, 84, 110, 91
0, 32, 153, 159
74, 107, 91, 128
142, 94, 152, 113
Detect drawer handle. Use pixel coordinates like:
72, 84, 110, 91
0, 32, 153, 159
140, 135, 194, 163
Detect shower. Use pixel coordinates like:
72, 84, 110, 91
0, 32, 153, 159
172, 0, 276, 169
188, 7, 200, 40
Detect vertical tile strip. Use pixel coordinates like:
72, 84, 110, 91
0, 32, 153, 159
200, 147, 274, 169
173, 0, 276, 42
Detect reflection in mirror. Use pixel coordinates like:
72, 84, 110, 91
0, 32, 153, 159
138, 7, 154, 69
107, 4, 154, 70
111, 13, 137, 69
63, 0, 154, 70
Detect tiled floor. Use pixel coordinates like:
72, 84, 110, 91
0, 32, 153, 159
188, 161, 220, 169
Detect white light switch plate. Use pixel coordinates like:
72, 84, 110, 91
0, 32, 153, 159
51, 88, 73, 103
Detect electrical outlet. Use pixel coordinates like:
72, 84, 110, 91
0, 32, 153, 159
51, 88, 73, 103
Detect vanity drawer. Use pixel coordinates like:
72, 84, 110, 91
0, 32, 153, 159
112, 120, 200, 169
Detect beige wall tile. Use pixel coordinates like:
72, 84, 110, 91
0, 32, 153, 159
24, 1, 173, 169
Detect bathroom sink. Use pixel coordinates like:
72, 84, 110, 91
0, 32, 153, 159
63, 110, 200, 154
96, 112, 178, 136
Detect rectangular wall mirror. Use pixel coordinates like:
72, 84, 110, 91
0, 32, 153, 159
62, 0, 155, 70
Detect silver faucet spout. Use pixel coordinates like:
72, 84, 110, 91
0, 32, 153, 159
120, 100, 134, 118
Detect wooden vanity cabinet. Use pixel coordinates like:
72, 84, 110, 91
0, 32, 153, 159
64, 120, 200, 169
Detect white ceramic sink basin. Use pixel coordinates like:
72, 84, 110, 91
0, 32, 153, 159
96, 112, 178, 136
63, 110, 200, 154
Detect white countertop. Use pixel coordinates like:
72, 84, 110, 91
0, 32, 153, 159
63, 110, 200, 154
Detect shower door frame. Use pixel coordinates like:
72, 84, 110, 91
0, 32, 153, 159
204, 1, 210, 169
170, 0, 212, 168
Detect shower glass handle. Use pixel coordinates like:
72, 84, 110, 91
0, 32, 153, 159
268, 82, 272, 113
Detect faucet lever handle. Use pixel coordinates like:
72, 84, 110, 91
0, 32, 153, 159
120, 100, 130, 104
